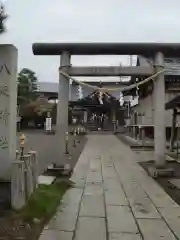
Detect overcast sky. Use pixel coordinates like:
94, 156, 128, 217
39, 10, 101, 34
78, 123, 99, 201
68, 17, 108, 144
1, 0, 180, 82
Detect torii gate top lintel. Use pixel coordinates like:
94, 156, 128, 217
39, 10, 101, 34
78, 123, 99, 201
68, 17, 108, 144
32, 42, 180, 57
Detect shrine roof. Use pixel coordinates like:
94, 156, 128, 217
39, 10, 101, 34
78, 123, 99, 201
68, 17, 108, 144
69, 90, 121, 108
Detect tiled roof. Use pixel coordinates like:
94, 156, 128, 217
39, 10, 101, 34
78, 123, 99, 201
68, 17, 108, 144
37, 81, 125, 101
37, 82, 58, 93
138, 56, 180, 75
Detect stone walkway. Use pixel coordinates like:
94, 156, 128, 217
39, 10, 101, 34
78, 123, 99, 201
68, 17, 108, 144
39, 134, 180, 240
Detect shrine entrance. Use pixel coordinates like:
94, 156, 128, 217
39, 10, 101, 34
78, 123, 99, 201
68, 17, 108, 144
32, 42, 180, 172
69, 89, 123, 131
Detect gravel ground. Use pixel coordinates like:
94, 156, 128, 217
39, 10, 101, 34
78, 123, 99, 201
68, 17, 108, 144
17, 129, 87, 175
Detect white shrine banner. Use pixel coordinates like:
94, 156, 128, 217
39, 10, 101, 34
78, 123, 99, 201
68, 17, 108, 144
45, 117, 52, 131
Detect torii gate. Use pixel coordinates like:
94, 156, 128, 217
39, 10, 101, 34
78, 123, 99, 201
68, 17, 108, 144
32, 42, 180, 175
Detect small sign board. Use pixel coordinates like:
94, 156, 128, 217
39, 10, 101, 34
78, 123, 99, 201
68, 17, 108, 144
45, 117, 52, 131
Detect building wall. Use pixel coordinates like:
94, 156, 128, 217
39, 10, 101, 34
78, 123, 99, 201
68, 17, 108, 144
130, 92, 180, 127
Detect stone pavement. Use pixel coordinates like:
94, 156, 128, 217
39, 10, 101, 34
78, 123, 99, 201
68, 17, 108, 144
39, 134, 180, 240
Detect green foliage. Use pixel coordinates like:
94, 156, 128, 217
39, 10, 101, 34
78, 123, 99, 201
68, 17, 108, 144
19, 99, 53, 123
18, 68, 38, 105
19, 181, 69, 223
0, 4, 8, 34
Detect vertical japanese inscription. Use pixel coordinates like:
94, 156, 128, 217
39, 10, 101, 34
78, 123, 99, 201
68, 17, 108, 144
0, 63, 11, 150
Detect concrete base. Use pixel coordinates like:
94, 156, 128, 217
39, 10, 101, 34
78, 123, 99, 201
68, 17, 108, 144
47, 164, 72, 177
38, 175, 55, 185
45, 130, 55, 135
147, 166, 174, 178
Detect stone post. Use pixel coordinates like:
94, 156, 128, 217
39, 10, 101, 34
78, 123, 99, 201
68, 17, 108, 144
84, 110, 87, 124
57, 52, 71, 162
153, 52, 166, 167
112, 108, 116, 132
137, 126, 140, 141
0, 45, 17, 180
132, 126, 136, 139
170, 109, 177, 151
28, 150, 38, 190
23, 154, 34, 199
11, 161, 25, 210
141, 127, 145, 145
136, 126, 138, 139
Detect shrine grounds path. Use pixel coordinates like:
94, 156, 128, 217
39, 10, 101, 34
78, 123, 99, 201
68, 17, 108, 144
39, 134, 180, 240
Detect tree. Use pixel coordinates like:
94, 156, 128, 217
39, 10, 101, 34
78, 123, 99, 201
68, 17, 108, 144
17, 68, 38, 105
0, 4, 7, 34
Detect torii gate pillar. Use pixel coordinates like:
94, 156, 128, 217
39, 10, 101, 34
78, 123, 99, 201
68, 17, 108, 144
56, 51, 71, 161
148, 52, 174, 177
153, 52, 166, 167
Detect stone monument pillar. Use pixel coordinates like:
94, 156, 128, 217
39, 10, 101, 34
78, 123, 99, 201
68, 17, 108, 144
0, 45, 17, 180
57, 52, 71, 161
153, 52, 166, 167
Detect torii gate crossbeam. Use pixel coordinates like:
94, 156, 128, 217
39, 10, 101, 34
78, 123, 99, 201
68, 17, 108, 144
33, 42, 180, 56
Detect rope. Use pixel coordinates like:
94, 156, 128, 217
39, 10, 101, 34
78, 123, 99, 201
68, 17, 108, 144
59, 67, 165, 93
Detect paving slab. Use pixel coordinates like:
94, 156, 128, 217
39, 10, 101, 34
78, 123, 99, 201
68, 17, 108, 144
45, 188, 83, 231
103, 178, 122, 191
147, 190, 178, 208
69, 180, 85, 188
57, 188, 83, 214
102, 160, 114, 168
105, 188, 128, 206
79, 195, 105, 217
169, 178, 180, 189
158, 207, 180, 239
121, 182, 147, 200
45, 211, 78, 231
109, 232, 142, 240
74, 217, 106, 240
60, 188, 83, 206
137, 219, 177, 240
39, 230, 73, 240
70, 170, 87, 188
86, 171, 102, 183
107, 205, 138, 233
102, 166, 118, 179
84, 184, 103, 196
89, 159, 101, 170
130, 196, 161, 219
137, 177, 178, 208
